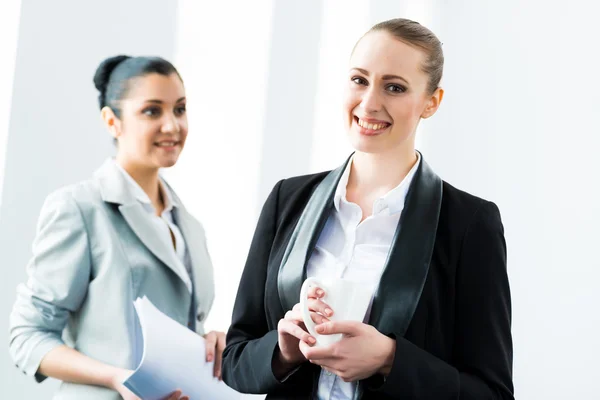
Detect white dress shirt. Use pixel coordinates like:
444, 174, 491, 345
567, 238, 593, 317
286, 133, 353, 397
305, 153, 421, 400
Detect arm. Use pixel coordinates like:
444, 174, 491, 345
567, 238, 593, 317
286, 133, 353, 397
38, 346, 127, 391
222, 180, 304, 393
8, 191, 130, 393
371, 201, 514, 399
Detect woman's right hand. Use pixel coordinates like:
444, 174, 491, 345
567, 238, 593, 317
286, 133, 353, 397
276, 285, 333, 367
110, 369, 189, 400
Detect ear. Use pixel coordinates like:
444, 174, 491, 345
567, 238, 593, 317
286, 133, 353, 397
421, 87, 444, 119
101, 106, 121, 139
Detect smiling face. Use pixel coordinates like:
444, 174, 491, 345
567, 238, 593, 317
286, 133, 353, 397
343, 30, 443, 157
103, 72, 187, 172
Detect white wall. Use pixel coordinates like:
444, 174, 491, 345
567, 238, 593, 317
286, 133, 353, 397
0, 0, 22, 209
2, 1, 599, 399
424, 2, 600, 399
0, 0, 179, 396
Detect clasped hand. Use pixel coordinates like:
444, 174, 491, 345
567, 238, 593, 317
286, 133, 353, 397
276, 286, 395, 382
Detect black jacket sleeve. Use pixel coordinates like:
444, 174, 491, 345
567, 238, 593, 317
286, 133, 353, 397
222, 181, 312, 394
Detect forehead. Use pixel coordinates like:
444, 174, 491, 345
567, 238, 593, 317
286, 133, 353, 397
350, 31, 427, 80
125, 73, 185, 102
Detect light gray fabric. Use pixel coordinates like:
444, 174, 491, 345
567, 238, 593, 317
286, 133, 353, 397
9, 159, 215, 399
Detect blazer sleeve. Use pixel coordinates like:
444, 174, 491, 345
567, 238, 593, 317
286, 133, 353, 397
222, 180, 299, 394
370, 201, 514, 399
8, 189, 92, 382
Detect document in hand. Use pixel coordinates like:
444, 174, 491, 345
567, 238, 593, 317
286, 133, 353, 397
123, 296, 240, 400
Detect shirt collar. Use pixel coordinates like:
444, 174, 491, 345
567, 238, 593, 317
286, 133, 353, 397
114, 160, 177, 213
334, 152, 421, 216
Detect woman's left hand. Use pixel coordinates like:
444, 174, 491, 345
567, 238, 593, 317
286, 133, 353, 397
299, 321, 396, 382
203, 330, 226, 380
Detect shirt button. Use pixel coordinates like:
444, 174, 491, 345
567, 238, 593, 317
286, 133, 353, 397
326, 370, 333, 376
197, 312, 205, 321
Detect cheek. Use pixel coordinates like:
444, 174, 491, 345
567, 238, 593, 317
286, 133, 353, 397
179, 118, 189, 133
343, 98, 360, 128
127, 125, 157, 150
391, 97, 424, 123
179, 120, 189, 141
342, 86, 360, 112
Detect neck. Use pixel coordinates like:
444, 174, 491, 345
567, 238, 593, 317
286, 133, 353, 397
349, 146, 418, 196
115, 157, 162, 205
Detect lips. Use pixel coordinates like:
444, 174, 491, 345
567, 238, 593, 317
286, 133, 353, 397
354, 116, 391, 134
154, 141, 180, 147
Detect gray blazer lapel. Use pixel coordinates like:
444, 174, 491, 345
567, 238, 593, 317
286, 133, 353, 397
95, 159, 192, 293
118, 203, 192, 293
173, 206, 214, 312
367, 157, 443, 335
277, 157, 351, 312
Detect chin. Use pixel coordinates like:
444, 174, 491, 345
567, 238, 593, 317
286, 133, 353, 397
156, 156, 179, 169
349, 133, 387, 154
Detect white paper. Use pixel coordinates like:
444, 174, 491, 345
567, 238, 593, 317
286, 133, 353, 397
123, 296, 240, 400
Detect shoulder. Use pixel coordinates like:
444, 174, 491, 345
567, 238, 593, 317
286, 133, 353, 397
41, 179, 104, 218
272, 171, 330, 211
440, 180, 504, 240
442, 180, 501, 217
278, 171, 330, 202
257, 171, 330, 230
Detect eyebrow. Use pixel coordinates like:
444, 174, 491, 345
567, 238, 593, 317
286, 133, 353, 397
351, 68, 410, 85
144, 97, 186, 104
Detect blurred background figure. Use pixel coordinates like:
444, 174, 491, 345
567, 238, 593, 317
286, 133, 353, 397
1, 1, 599, 399
8, 54, 224, 400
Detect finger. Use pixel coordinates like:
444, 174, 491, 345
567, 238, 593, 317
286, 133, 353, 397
299, 341, 340, 365
302, 343, 338, 361
166, 390, 182, 400
316, 320, 363, 336
299, 338, 312, 358
214, 334, 225, 380
286, 308, 329, 325
307, 298, 334, 318
307, 285, 326, 299
278, 319, 316, 345
204, 331, 217, 362
217, 332, 226, 354
310, 311, 329, 325
181, 397, 190, 400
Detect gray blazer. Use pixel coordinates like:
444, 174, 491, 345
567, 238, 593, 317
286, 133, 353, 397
9, 159, 215, 400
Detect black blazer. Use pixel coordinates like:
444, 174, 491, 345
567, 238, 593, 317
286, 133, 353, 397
222, 155, 514, 400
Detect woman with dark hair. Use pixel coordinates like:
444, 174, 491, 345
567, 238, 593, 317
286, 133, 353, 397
222, 19, 514, 400
9, 55, 224, 400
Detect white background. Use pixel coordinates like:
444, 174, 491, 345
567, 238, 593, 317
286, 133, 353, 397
1, 1, 599, 399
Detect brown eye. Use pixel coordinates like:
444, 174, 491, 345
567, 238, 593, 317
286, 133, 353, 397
142, 107, 161, 117
174, 105, 186, 116
386, 84, 406, 93
351, 76, 368, 86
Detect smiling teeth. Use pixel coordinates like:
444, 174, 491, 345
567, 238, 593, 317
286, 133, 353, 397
357, 118, 388, 130
157, 142, 176, 147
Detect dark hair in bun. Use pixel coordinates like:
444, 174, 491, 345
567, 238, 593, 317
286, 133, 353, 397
93, 55, 181, 118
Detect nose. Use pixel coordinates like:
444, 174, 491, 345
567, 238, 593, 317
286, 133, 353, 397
161, 112, 180, 134
360, 85, 383, 114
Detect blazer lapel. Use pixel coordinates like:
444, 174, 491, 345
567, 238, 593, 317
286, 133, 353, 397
173, 206, 214, 309
367, 157, 443, 335
119, 203, 192, 293
277, 157, 351, 312
95, 159, 192, 293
